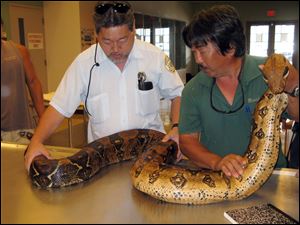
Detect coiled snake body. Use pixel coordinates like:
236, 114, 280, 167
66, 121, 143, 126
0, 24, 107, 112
30, 54, 289, 204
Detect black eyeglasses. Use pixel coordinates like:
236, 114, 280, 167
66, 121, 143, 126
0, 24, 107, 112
210, 78, 245, 114
95, 2, 130, 15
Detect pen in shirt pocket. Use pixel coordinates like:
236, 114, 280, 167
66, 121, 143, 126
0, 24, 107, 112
138, 72, 153, 91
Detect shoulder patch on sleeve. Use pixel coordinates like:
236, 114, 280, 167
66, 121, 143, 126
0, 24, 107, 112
164, 55, 176, 73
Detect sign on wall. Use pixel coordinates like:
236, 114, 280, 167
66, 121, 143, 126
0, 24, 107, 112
27, 33, 44, 49
81, 28, 95, 51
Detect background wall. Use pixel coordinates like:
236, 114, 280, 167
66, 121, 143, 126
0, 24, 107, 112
43, 1, 82, 92
131, 1, 192, 22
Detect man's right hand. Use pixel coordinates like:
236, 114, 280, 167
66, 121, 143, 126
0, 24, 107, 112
24, 141, 51, 172
215, 154, 248, 178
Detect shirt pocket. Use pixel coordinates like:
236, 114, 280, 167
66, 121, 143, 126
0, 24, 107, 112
87, 93, 110, 123
136, 89, 160, 116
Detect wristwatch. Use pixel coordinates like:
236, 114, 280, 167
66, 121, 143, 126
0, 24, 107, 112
286, 86, 299, 97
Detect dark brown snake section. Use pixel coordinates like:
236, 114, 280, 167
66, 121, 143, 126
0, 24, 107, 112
29, 54, 290, 205
29, 129, 175, 188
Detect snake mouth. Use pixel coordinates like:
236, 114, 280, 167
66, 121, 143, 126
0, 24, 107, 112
283, 69, 289, 79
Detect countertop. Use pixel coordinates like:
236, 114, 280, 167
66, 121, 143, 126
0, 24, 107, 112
1, 142, 299, 224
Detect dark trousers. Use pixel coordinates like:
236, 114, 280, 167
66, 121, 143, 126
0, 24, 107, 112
287, 122, 299, 169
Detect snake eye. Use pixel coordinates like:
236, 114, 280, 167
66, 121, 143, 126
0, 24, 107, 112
283, 66, 289, 78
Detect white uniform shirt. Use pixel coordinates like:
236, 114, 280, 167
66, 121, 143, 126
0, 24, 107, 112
50, 39, 184, 142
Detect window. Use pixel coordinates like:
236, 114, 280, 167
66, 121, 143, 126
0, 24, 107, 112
136, 28, 151, 43
274, 24, 295, 63
246, 21, 298, 66
249, 25, 269, 57
155, 27, 170, 56
134, 13, 186, 69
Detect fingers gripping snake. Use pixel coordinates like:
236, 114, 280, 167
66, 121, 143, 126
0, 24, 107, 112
29, 54, 289, 205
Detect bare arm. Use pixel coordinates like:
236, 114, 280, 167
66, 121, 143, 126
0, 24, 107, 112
17, 44, 45, 118
162, 96, 181, 143
179, 133, 247, 178
170, 96, 181, 126
24, 106, 65, 171
162, 96, 181, 159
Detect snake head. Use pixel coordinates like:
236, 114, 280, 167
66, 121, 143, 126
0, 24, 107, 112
259, 54, 290, 94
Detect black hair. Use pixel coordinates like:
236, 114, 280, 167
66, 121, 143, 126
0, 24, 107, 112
93, 1, 134, 34
182, 5, 245, 57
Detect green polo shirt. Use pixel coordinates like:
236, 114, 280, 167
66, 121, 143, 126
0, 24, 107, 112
179, 55, 286, 168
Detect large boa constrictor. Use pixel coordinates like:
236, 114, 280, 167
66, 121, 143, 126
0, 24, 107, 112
29, 54, 289, 205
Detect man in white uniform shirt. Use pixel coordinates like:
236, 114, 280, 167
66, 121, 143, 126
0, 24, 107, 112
24, 1, 184, 171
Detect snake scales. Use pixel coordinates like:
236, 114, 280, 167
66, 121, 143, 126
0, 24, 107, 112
29, 54, 289, 205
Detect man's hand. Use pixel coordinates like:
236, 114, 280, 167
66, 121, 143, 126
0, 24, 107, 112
162, 127, 178, 143
215, 154, 248, 178
162, 127, 183, 161
24, 141, 51, 172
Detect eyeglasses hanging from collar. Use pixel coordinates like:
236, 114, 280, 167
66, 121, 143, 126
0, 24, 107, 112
210, 78, 245, 114
95, 2, 131, 15
210, 57, 245, 114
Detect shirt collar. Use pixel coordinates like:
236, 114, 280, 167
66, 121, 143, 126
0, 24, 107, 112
95, 43, 108, 64
240, 55, 266, 85
128, 39, 145, 59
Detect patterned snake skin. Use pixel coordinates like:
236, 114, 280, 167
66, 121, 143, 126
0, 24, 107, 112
29, 54, 289, 205
29, 129, 167, 188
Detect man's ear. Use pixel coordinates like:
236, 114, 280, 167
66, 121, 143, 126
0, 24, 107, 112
227, 43, 240, 56
227, 45, 235, 56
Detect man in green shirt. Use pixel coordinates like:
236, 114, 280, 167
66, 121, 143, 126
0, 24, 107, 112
179, 5, 299, 178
